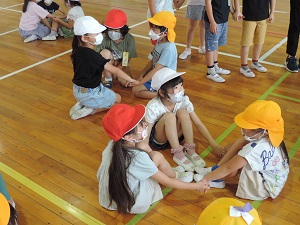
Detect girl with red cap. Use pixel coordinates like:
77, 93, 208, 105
195, 100, 290, 200
97, 104, 209, 214
95, 9, 137, 89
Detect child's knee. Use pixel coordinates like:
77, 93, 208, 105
100, 49, 113, 60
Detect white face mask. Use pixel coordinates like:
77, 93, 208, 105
168, 89, 185, 103
44, 0, 53, 5
125, 125, 148, 143
241, 129, 266, 142
148, 29, 162, 41
87, 33, 103, 45
108, 31, 122, 41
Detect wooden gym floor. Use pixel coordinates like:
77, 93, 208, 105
0, 0, 299, 224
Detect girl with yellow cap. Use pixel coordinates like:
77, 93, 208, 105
195, 100, 290, 200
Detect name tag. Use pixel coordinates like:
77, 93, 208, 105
122, 52, 129, 66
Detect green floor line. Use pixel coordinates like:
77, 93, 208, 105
270, 92, 300, 103
0, 162, 104, 225
127, 70, 292, 225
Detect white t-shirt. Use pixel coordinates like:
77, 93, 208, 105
67, 6, 84, 21
147, 0, 174, 18
237, 138, 289, 199
19, 2, 49, 31
187, 0, 205, 6
145, 96, 194, 124
97, 140, 163, 214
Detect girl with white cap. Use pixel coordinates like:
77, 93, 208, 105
97, 104, 209, 214
69, 16, 136, 120
197, 100, 290, 200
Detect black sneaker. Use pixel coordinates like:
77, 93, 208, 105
103, 80, 113, 89
285, 56, 299, 72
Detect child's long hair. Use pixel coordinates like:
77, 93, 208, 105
65, 0, 82, 7
22, 0, 31, 13
158, 76, 183, 101
255, 128, 289, 164
108, 127, 138, 213
70, 35, 84, 62
8, 203, 18, 225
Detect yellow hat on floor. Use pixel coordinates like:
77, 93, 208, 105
197, 198, 262, 225
0, 193, 10, 225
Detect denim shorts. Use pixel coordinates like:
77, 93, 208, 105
205, 21, 228, 51
143, 79, 156, 92
149, 121, 184, 150
73, 84, 116, 109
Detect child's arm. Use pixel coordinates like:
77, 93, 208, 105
173, 0, 185, 10
205, 0, 218, 34
190, 111, 225, 156
139, 63, 165, 85
203, 155, 247, 181
231, 0, 244, 21
104, 63, 137, 86
148, 0, 156, 17
268, 0, 276, 23
41, 17, 52, 29
53, 17, 74, 29
151, 169, 209, 192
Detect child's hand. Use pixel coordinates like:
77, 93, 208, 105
209, 22, 218, 35
211, 144, 226, 159
127, 80, 141, 87
232, 12, 244, 21
268, 13, 275, 23
53, 17, 60, 22
196, 179, 210, 193
173, 0, 185, 10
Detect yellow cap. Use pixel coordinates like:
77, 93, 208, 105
234, 100, 284, 147
147, 11, 176, 42
197, 198, 262, 225
0, 193, 10, 225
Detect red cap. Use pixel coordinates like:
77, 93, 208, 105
103, 9, 127, 29
102, 104, 145, 142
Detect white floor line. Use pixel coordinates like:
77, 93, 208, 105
0, 7, 22, 13
259, 37, 287, 61
0, 49, 71, 81
0, 28, 18, 36
3, 3, 23, 9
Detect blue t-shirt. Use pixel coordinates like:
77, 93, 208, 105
152, 42, 177, 70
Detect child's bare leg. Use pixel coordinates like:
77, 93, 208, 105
199, 20, 205, 52
132, 85, 157, 99
186, 19, 198, 48
252, 44, 263, 61
240, 46, 250, 65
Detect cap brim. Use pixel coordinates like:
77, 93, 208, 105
152, 71, 185, 91
125, 105, 146, 133
234, 112, 260, 129
97, 24, 107, 33
147, 17, 163, 26
103, 22, 124, 29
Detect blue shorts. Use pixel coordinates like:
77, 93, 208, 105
205, 21, 228, 51
143, 79, 156, 92
73, 84, 116, 109
149, 121, 184, 150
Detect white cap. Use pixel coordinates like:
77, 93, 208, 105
74, 16, 106, 36
151, 68, 185, 91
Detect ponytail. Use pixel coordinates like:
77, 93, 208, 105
108, 140, 135, 213
22, 0, 30, 13
70, 35, 83, 62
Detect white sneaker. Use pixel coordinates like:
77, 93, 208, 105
240, 67, 255, 78
42, 34, 56, 41
185, 152, 206, 167
207, 72, 225, 83
24, 34, 37, 43
193, 174, 204, 182
195, 166, 212, 175
209, 180, 226, 188
179, 49, 191, 60
71, 107, 94, 120
215, 65, 230, 75
173, 166, 185, 173
198, 46, 205, 54
250, 62, 267, 72
175, 171, 194, 183
69, 102, 83, 117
